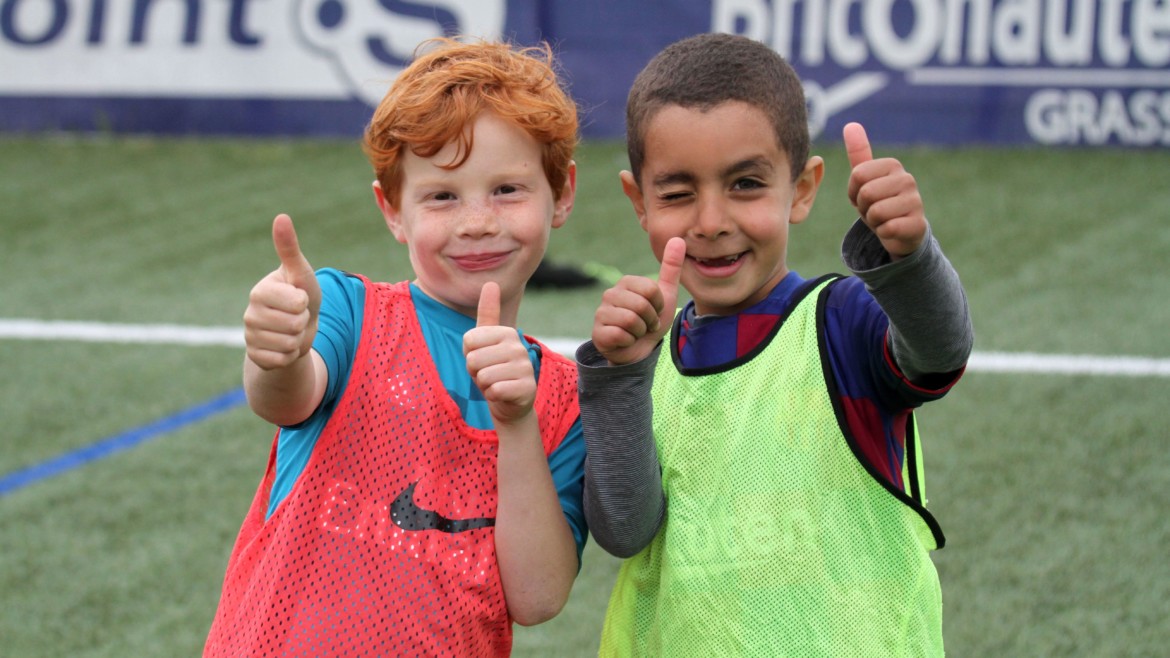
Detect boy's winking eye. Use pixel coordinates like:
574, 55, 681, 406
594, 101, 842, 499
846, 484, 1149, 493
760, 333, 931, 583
650, 172, 696, 204
650, 156, 777, 203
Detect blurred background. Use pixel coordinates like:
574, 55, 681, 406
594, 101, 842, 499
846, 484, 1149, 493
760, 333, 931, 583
2, 2, 1169, 656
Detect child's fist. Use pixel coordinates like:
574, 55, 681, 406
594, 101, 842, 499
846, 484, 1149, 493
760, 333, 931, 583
592, 237, 685, 365
243, 214, 322, 370
844, 122, 927, 259
464, 282, 536, 426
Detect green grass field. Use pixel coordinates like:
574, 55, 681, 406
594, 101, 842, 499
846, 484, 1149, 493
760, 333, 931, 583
2, 134, 1169, 657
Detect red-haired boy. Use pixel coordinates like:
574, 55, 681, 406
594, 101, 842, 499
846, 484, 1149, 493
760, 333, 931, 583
205, 39, 584, 657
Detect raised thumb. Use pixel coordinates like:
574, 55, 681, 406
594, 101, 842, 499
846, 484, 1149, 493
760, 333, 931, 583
476, 281, 501, 328
656, 237, 686, 330
271, 214, 321, 317
843, 122, 874, 169
273, 215, 314, 284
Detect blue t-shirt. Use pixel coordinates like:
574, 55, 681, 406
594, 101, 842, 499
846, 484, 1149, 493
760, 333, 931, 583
267, 268, 587, 557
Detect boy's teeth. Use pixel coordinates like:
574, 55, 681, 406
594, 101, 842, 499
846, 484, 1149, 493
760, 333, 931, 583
697, 253, 740, 264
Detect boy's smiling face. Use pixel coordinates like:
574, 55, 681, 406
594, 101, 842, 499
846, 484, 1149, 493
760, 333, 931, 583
375, 111, 575, 325
622, 101, 822, 317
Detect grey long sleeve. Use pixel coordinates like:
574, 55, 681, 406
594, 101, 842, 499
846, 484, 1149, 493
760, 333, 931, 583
842, 219, 974, 383
576, 340, 666, 558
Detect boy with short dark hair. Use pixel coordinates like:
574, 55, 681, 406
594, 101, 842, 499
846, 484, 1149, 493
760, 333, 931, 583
205, 38, 585, 657
578, 32, 972, 656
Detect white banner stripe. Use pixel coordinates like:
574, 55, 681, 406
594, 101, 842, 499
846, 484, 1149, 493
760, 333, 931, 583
2, 319, 1168, 378
907, 67, 1170, 88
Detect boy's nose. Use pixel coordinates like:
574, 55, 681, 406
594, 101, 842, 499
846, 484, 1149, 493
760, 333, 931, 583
691, 195, 731, 239
457, 201, 500, 237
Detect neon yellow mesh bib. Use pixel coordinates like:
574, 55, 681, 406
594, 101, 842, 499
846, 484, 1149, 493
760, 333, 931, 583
600, 277, 944, 657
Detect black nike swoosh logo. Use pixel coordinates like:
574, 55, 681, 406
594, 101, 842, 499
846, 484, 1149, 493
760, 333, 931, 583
390, 481, 495, 533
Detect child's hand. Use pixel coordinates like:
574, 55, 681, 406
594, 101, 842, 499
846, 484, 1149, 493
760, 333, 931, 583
844, 122, 927, 259
464, 281, 536, 426
592, 237, 686, 365
243, 214, 322, 370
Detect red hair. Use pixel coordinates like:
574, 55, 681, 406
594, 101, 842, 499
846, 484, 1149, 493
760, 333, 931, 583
363, 38, 579, 208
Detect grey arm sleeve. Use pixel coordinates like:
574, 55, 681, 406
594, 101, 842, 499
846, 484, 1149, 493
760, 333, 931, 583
842, 219, 974, 383
576, 341, 666, 558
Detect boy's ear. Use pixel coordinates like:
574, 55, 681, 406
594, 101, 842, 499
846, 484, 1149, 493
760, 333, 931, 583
372, 180, 408, 244
789, 156, 825, 225
552, 161, 577, 229
619, 170, 649, 231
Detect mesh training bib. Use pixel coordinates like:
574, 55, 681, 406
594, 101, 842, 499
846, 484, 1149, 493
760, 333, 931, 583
600, 276, 945, 657
205, 279, 579, 657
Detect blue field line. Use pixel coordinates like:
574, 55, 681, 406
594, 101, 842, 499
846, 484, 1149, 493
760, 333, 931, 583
0, 387, 247, 497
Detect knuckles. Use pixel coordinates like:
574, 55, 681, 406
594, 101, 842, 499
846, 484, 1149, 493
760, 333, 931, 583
247, 347, 297, 371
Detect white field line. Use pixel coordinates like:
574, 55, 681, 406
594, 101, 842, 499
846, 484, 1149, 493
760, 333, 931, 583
2, 319, 1169, 378
0, 319, 246, 347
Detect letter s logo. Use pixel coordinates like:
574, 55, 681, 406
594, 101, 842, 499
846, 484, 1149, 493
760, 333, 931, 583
294, 0, 506, 106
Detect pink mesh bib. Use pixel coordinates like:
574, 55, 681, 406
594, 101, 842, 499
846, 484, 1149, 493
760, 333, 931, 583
206, 279, 579, 657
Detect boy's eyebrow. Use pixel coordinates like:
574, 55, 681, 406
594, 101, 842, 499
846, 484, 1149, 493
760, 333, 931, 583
651, 171, 697, 188
723, 157, 775, 178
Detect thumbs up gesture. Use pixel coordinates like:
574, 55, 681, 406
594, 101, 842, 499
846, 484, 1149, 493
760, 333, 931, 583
464, 281, 536, 426
844, 122, 927, 259
592, 237, 686, 365
243, 214, 323, 370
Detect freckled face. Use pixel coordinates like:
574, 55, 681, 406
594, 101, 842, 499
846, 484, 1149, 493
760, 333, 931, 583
623, 101, 820, 317
377, 112, 574, 324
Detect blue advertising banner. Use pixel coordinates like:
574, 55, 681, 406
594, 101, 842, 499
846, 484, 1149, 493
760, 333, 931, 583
1, 0, 1167, 146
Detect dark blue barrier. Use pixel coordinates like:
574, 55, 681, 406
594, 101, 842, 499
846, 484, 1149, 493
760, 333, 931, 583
1, 0, 1167, 146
